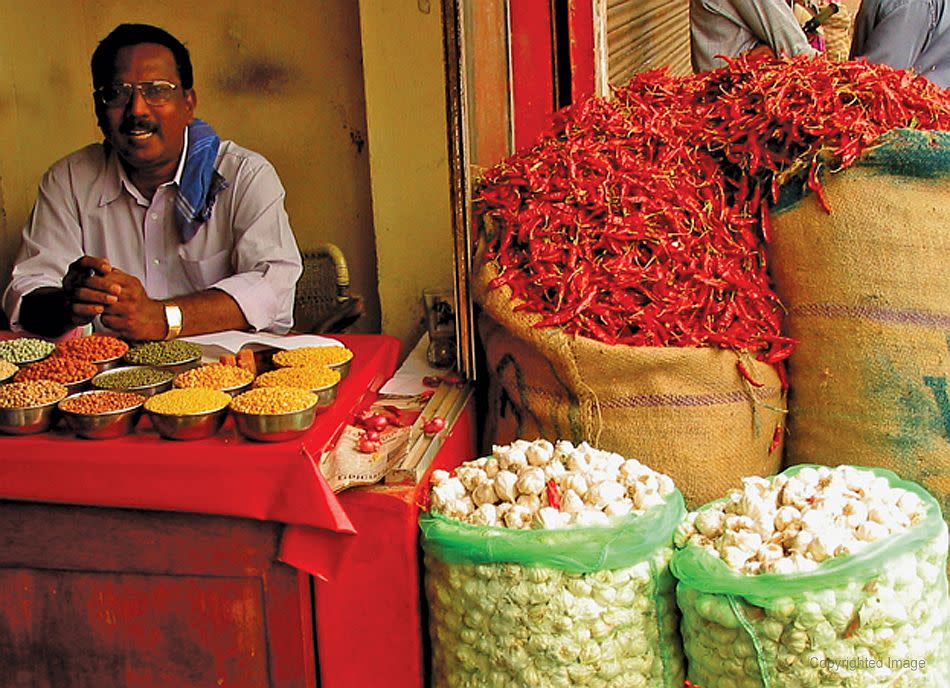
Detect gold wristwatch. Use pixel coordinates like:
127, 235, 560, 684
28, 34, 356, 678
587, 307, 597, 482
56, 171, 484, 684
163, 301, 183, 341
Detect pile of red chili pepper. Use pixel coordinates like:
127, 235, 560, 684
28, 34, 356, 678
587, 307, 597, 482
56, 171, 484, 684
476, 54, 950, 362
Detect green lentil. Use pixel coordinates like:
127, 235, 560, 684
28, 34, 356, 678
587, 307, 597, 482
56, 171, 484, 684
94, 366, 174, 390
0, 380, 68, 408
0, 360, 17, 380
174, 364, 254, 390
126, 341, 202, 366
253, 366, 340, 391
231, 386, 317, 415
145, 388, 231, 415
0, 337, 56, 364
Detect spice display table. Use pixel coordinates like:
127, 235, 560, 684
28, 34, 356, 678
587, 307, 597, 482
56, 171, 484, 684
0, 333, 476, 687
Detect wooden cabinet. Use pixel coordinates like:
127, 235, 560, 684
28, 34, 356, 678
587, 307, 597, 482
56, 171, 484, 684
0, 501, 317, 688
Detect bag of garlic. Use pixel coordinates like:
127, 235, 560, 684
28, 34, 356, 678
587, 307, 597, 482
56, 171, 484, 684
419, 439, 687, 688
768, 129, 950, 524
671, 464, 950, 688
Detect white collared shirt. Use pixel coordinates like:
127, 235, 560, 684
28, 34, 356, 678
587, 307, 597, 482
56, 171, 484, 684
3, 137, 303, 333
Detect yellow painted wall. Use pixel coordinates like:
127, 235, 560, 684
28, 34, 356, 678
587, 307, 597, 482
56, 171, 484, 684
358, 0, 455, 358
0, 1, 382, 333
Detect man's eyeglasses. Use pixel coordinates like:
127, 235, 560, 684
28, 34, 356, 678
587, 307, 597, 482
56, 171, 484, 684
94, 80, 180, 108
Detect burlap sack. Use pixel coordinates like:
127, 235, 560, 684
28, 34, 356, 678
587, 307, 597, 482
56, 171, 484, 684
822, 3, 854, 62
475, 261, 785, 509
770, 128, 950, 523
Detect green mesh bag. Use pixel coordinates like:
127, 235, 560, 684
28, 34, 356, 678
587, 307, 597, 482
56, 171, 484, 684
420, 491, 686, 688
672, 465, 950, 688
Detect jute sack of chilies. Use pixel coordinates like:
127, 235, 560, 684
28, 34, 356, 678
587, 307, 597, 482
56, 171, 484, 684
474, 261, 786, 510
769, 128, 950, 523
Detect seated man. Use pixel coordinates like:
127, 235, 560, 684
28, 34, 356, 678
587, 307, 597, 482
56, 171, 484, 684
851, 0, 950, 88
2, 23, 302, 341
691, 0, 819, 72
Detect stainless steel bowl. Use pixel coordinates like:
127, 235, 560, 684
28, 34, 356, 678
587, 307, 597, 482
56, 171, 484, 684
155, 354, 202, 376
63, 374, 95, 396
92, 365, 175, 398
147, 406, 229, 441
92, 354, 126, 373
231, 402, 318, 442
223, 379, 254, 397
0, 398, 62, 435
328, 358, 351, 380
14, 352, 53, 366
58, 390, 145, 439
311, 379, 340, 410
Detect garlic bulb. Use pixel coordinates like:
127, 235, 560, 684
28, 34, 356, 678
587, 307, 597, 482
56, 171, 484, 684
428, 439, 676, 530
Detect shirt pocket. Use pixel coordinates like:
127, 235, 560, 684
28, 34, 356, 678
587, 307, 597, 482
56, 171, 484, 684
178, 248, 233, 291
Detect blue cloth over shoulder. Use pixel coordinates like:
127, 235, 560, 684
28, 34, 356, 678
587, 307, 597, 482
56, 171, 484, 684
176, 118, 229, 243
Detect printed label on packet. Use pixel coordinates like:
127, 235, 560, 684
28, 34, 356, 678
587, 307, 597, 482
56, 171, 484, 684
320, 424, 411, 492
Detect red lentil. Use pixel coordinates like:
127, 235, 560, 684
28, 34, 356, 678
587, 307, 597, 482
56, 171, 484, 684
230, 387, 317, 415
145, 388, 231, 415
272, 346, 353, 368
14, 356, 98, 384
59, 390, 145, 414
56, 335, 129, 362
0, 380, 69, 408
174, 363, 254, 390
253, 366, 339, 391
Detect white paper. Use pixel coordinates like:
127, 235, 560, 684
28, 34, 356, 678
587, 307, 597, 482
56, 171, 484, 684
378, 333, 448, 396
180, 330, 343, 354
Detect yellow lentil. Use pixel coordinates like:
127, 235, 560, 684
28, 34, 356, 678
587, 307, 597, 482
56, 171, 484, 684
145, 388, 231, 415
0, 360, 17, 380
174, 363, 254, 390
253, 366, 339, 391
230, 386, 317, 415
272, 346, 353, 368
0, 380, 69, 408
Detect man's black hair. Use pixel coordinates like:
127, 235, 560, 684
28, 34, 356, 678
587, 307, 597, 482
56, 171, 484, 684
91, 23, 193, 89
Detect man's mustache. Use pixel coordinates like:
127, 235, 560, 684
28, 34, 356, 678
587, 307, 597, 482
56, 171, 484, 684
118, 118, 158, 135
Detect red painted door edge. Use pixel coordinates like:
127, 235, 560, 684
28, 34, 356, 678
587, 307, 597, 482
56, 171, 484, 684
569, 0, 596, 101
509, 0, 556, 150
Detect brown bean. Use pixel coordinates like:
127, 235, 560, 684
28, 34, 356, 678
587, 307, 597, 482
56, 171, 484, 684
0, 380, 69, 408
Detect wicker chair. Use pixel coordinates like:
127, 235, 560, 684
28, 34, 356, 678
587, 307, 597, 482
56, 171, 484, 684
292, 244, 364, 333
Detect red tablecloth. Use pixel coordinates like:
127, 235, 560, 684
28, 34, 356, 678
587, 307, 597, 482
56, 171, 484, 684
0, 333, 401, 580
315, 400, 477, 688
